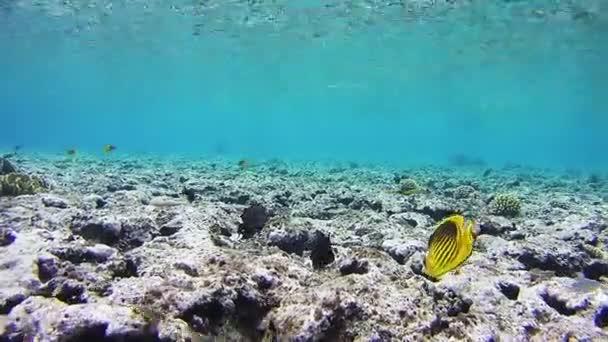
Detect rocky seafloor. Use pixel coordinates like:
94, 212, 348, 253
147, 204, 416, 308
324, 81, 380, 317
1, 154, 608, 341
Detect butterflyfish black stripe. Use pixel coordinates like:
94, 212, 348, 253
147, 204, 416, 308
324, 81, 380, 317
434, 234, 456, 267
430, 220, 453, 240
441, 234, 460, 267
434, 223, 458, 267
436, 237, 457, 267
442, 223, 462, 266
431, 233, 451, 255
431, 224, 451, 246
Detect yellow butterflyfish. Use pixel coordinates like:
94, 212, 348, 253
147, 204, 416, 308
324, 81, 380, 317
424, 214, 477, 279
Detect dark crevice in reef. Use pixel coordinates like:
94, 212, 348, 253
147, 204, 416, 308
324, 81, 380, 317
513, 249, 583, 278
0, 314, 161, 342
428, 315, 450, 336
540, 291, 576, 316
178, 287, 273, 340
238, 204, 270, 239
583, 260, 608, 281
416, 206, 460, 222
64, 324, 108, 342
179, 297, 227, 336
497, 282, 520, 301
70, 215, 161, 252
36, 278, 87, 305
233, 289, 272, 340
109, 256, 139, 278
594, 306, 608, 328
0, 293, 26, 315
61, 323, 161, 342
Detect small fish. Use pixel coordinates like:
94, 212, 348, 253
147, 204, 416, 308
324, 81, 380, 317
66, 149, 77, 156
13, 145, 22, 152
102, 144, 116, 153
424, 214, 478, 279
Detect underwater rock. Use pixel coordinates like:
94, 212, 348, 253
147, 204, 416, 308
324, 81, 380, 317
539, 286, 589, 316
181, 186, 199, 202
118, 217, 160, 250
382, 240, 425, 265
414, 198, 460, 221
349, 197, 383, 212
557, 226, 598, 246
276, 290, 363, 341
582, 260, 608, 281
253, 270, 276, 290
71, 216, 122, 246
478, 215, 516, 236
549, 198, 571, 210
0, 291, 27, 315
409, 251, 426, 276
428, 285, 473, 317
0, 172, 47, 196
84, 194, 106, 209
398, 178, 420, 195
272, 190, 292, 207
220, 190, 251, 205
36, 277, 88, 305
339, 258, 369, 275
595, 306, 608, 328
310, 231, 335, 269
41, 195, 69, 209
389, 212, 431, 228
83, 244, 117, 263
0, 227, 17, 247
177, 289, 236, 336
106, 181, 137, 192
2, 296, 156, 341
0, 158, 16, 175
36, 254, 59, 282
71, 215, 159, 251
108, 256, 139, 278
268, 228, 310, 256
177, 286, 271, 339
497, 281, 520, 300
174, 262, 199, 277
159, 218, 183, 236
453, 185, 476, 199
336, 193, 354, 206
508, 237, 588, 277
238, 204, 269, 239
2, 154, 608, 340
49, 245, 116, 264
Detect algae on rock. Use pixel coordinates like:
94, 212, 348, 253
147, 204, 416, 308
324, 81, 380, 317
399, 178, 421, 196
0, 173, 47, 196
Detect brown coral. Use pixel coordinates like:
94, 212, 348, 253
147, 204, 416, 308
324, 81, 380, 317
0, 172, 47, 196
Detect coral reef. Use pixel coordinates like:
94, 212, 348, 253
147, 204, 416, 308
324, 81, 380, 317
0, 154, 607, 341
0, 172, 47, 197
398, 177, 420, 195
488, 193, 522, 217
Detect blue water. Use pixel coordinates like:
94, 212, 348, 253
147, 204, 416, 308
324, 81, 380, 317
1, 1, 607, 169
